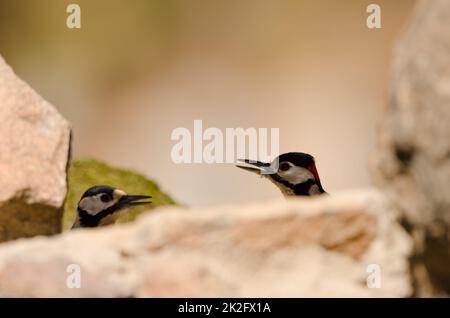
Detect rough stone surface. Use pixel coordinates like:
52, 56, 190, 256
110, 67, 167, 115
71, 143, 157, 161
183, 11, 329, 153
0, 190, 412, 297
0, 55, 71, 242
372, 0, 450, 296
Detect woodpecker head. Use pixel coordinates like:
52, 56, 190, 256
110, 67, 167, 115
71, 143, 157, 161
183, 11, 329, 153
72, 185, 152, 229
236, 152, 326, 196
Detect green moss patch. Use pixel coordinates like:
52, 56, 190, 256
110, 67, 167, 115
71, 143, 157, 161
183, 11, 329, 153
63, 159, 176, 230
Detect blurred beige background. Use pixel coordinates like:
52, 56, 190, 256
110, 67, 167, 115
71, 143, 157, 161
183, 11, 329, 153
0, 0, 415, 206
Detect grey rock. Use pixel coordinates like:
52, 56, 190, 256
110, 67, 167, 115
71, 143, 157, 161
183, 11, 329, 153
0, 190, 412, 297
372, 0, 450, 296
0, 55, 71, 242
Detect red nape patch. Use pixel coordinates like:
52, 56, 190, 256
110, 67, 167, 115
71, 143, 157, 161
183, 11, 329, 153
308, 163, 321, 182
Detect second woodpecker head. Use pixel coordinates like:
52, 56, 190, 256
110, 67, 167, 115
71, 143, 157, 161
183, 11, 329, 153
236, 152, 326, 197
72, 185, 152, 229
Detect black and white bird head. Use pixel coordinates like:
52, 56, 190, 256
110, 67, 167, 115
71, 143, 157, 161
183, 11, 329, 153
236, 152, 326, 197
72, 185, 152, 229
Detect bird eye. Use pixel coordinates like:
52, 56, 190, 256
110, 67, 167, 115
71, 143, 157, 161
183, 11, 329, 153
100, 194, 111, 202
279, 162, 290, 172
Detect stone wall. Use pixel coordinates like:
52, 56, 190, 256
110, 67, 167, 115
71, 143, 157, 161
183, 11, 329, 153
0, 0, 449, 297
0, 191, 412, 297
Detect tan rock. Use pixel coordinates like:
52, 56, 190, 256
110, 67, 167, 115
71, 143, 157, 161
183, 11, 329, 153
0, 190, 412, 297
0, 55, 71, 242
372, 0, 450, 296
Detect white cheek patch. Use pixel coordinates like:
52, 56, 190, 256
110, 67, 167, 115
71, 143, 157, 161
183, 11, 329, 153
278, 166, 314, 185
78, 194, 118, 215
113, 189, 126, 200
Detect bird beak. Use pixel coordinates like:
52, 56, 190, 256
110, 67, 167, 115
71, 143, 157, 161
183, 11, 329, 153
119, 195, 152, 207
235, 159, 275, 176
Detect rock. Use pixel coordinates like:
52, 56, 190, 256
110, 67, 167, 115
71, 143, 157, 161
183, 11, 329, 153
0, 190, 412, 297
372, 0, 450, 296
63, 159, 177, 230
0, 55, 71, 242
